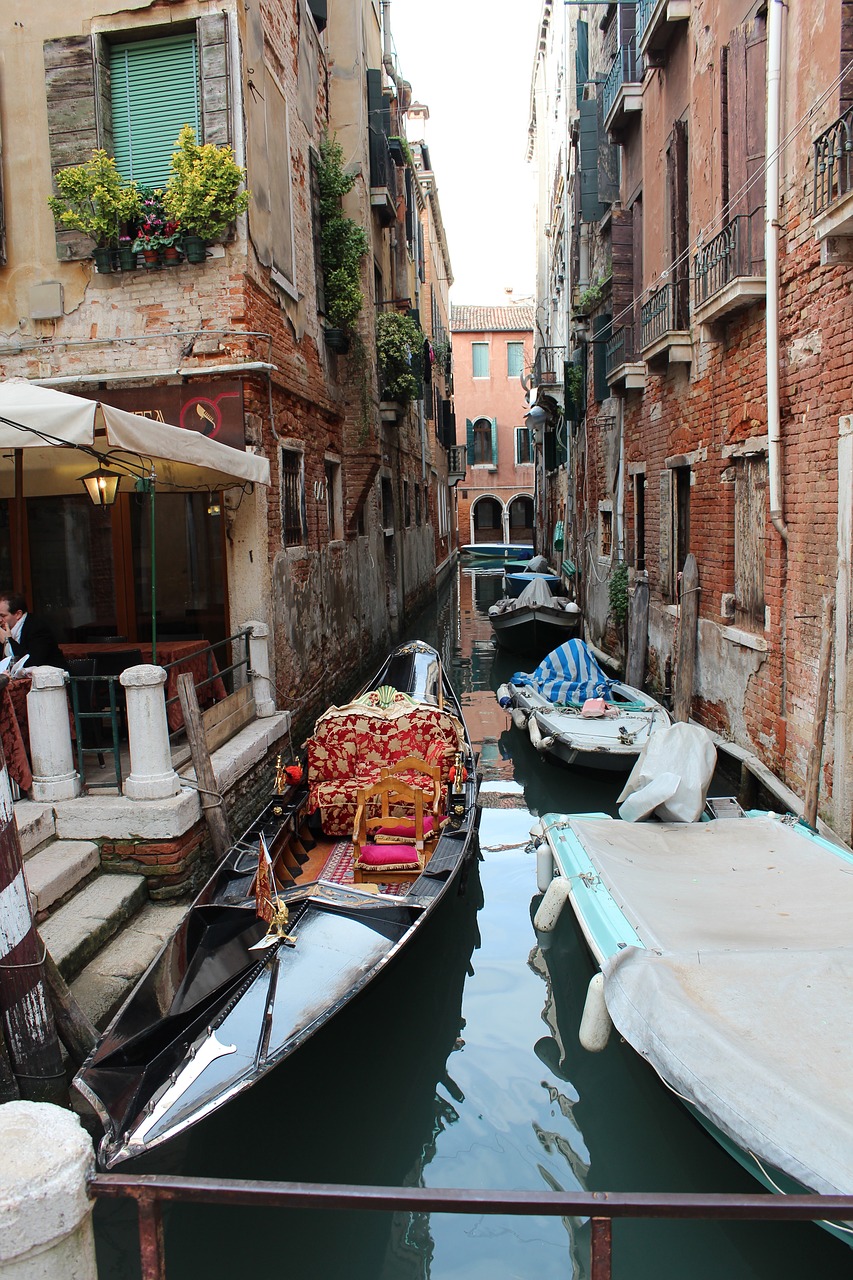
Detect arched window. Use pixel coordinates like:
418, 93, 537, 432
473, 417, 494, 465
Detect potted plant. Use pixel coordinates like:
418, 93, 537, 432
131, 191, 169, 267
163, 125, 250, 262
376, 310, 424, 407
118, 235, 136, 271
47, 150, 141, 272
317, 135, 370, 346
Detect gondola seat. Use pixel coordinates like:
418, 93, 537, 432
352, 775, 437, 885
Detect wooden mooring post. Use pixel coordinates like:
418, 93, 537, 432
673, 554, 700, 723
177, 672, 233, 861
625, 578, 650, 690
803, 596, 835, 830
0, 741, 67, 1105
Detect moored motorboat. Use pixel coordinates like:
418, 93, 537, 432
74, 640, 480, 1168
498, 638, 670, 771
533, 790, 853, 1247
461, 541, 534, 562
503, 571, 563, 599
488, 576, 581, 657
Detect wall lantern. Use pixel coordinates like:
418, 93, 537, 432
524, 404, 549, 447
80, 467, 120, 506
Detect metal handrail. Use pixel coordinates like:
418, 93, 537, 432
369, 127, 398, 199
813, 106, 853, 216
636, 0, 655, 45
604, 324, 635, 376
534, 345, 566, 385
163, 628, 252, 737
89, 1172, 853, 1280
694, 214, 765, 305
641, 279, 688, 348
602, 43, 638, 121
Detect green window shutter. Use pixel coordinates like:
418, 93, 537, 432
472, 343, 490, 377
593, 314, 612, 403
576, 20, 589, 108
579, 99, 605, 223
111, 35, 200, 187
544, 430, 557, 472
466, 418, 475, 457
507, 342, 524, 378
556, 418, 568, 468
490, 417, 498, 466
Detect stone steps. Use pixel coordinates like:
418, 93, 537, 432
26, 840, 100, 915
39, 873, 148, 983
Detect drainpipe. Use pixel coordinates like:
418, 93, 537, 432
766, 0, 788, 543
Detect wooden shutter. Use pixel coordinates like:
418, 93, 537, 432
726, 16, 766, 233
544, 430, 557, 472
611, 207, 634, 325
659, 470, 673, 600
666, 119, 689, 326
490, 418, 498, 466
734, 454, 766, 627
842, 0, 853, 112
575, 20, 589, 108
111, 35, 200, 188
579, 99, 605, 222
466, 418, 475, 459
310, 149, 325, 315
631, 194, 643, 335
0, 87, 5, 266
199, 13, 231, 147
597, 95, 619, 206
593, 314, 612, 403
44, 35, 102, 259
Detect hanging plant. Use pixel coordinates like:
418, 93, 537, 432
609, 561, 629, 626
317, 136, 370, 331
376, 311, 424, 405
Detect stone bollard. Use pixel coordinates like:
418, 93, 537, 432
26, 668, 81, 802
243, 620, 276, 717
0, 1101, 97, 1279
121, 664, 181, 801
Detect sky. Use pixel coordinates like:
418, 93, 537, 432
389, 0, 542, 307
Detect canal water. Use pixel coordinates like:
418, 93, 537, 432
94, 566, 850, 1279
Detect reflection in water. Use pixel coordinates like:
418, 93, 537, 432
95, 567, 851, 1280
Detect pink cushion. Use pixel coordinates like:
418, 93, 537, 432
376, 814, 440, 842
355, 843, 420, 868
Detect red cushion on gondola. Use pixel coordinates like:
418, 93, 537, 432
376, 814, 440, 842
355, 843, 420, 868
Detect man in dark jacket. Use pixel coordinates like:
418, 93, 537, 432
0, 592, 68, 670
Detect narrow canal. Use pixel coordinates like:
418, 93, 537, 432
94, 566, 850, 1279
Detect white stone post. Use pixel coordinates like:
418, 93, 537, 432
121, 664, 181, 800
244, 620, 276, 717
0, 1101, 97, 1280
26, 668, 81, 802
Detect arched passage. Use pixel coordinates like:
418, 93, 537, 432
470, 494, 505, 543
506, 494, 534, 543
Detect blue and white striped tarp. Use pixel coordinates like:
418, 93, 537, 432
511, 638, 613, 705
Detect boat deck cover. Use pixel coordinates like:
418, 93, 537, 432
567, 815, 853, 1197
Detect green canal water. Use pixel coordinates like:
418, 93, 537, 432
94, 566, 851, 1278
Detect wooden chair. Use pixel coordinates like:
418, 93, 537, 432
388, 755, 443, 821
352, 774, 438, 885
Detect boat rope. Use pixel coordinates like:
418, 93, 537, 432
746, 1150, 853, 1235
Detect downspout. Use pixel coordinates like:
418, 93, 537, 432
766, 0, 788, 542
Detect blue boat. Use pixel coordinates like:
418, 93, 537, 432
534, 800, 853, 1248
504, 571, 562, 598
461, 541, 535, 562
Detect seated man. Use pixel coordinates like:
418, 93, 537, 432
0, 592, 68, 670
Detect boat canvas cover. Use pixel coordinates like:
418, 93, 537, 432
511, 639, 613, 703
568, 815, 853, 1196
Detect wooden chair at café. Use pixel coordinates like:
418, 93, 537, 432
351, 772, 440, 886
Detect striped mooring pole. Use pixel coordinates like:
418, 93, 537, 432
0, 741, 67, 1105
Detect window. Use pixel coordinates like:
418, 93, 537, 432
507, 342, 524, 378
325, 458, 342, 540
472, 343, 490, 378
734, 454, 766, 629
661, 464, 690, 601
633, 473, 646, 571
111, 35, 200, 187
404, 480, 411, 527
415, 484, 422, 525
599, 505, 613, 559
515, 426, 533, 465
281, 449, 305, 546
381, 477, 394, 531
472, 418, 495, 466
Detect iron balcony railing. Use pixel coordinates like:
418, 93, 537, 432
813, 105, 853, 216
89, 1171, 853, 1280
694, 214, 765, 306
604, 324, 636, 377
602, 43, 638, 121
533, 345, 566, 386
636, 0, 655, 45
641, 279, 688, 349
368, 127, 398, 201
447, 444, 467, 481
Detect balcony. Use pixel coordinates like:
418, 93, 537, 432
447, 445, 467, 486
640, 280, 691, 366
603, 44, 643, 138
693, 214, 765, 331
605, 325, 646, 392
532, 345, 566, 404
369, 128, 398, 225
636, 0, 690, 59
813, 107, 853, 255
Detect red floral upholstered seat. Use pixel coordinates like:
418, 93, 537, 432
306, 695, 464, 836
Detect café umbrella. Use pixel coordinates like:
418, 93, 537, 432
0, 378, 270, 660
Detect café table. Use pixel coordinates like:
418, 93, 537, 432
0, 674, 34, 793
60, 640, 228, 733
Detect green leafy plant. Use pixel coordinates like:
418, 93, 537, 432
566, 362, 585, 413
317, 136, 370, 330
47, 151, 141, 248
389, 135, 414, 166
575, 273, 612, 314
376, 310, 424, 405
163, 125, 250, 241
608, 560, 629, 626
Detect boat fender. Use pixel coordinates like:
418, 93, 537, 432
533, 876, 572, 931
496, 683, 513, 708
511, 707, 528, 731
579, 973, 612, 1052
528, 717, 555, 753
535, 840, 554, 892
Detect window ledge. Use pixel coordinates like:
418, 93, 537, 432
720, 624, 768, 652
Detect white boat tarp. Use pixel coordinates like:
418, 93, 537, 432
0, 378, 270, 497
617, 722, 716, 823
567, 814, 853, 1197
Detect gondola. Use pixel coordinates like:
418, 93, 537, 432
74, 641, 481, 1168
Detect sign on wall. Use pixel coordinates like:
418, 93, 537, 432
99, 380, 246, 450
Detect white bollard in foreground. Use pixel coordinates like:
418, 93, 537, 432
0, 1101, 97, 1279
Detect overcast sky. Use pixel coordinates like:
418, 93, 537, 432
389, 0, 541, 307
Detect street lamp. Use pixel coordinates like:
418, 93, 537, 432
80, 467, 120, 506
524, 404, 548, 447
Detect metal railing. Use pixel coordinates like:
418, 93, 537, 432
164, 629, 252, 744
694, 213, 765, 306
636, 0, 655, 45
813, 106, 853, 216
89, 1171, 853, 1280
604, 324, 635, 377
534, 345, 566, 386
447, 444, 467, 481
369, 127, 398, 200
641, 279, 688, 349
602, 43, 638, 121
